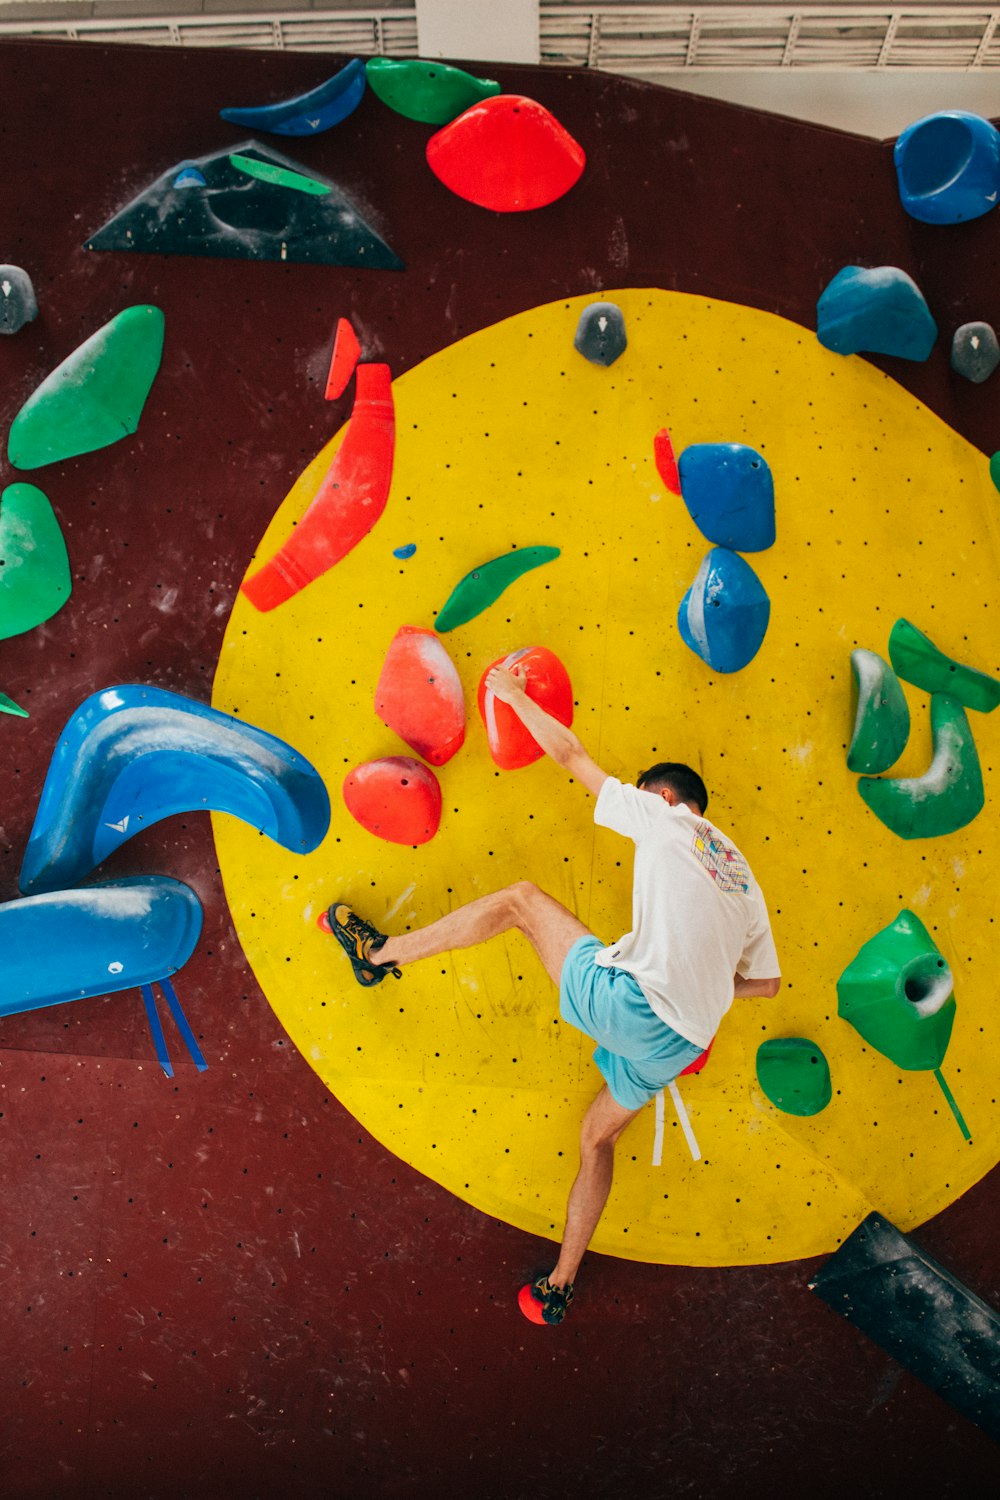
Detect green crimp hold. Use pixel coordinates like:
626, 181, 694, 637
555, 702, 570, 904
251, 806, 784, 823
8, 306, 164, 470
229, 153, 330, 196
848, 648, 910, 773
0, 483, 72, 640
366, 57, 500, 125
858, 693, 984, 839
837, 909, 955, 1071
0, 691, 28, 718
756, 1037, 832, 1116
889, 617, 1000, 713
990, 450, 1000, 494
435, 546, 560, 633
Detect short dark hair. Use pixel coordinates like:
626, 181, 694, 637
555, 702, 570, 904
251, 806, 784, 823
637, 761, 708, 814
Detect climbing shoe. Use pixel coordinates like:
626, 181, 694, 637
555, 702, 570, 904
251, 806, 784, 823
322, 902, 401, 987
517, 1274, 574, 1326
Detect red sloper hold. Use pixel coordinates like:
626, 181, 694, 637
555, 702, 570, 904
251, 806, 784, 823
426, 95, 586, 212
478, 646, 574, 770
242, 362, 394, 611
654, 427, 682, 496
375, 626, 466, 766
343, 757, 442, 845
325, 317, 361, 400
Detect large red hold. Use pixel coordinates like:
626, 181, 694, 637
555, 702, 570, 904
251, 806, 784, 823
343, 757, 442, 845
478, 645, 573, 769
426, 95, 586, 212
242, 362, 394, 610
375, 626, 466, 766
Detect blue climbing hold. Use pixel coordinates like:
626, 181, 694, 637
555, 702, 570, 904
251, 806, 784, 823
677, 444, 775, 552
173, 165, 207, 188
678, 548, 770, 673
894, 111, 1000, 225
19, 684, 331, 895
220, 58, 366, 136
393, 543, 417, 559
0, 877, 202, 1018
817, 266, 937, 362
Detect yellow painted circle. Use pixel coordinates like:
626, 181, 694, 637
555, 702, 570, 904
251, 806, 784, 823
214, 290, 1000, 1267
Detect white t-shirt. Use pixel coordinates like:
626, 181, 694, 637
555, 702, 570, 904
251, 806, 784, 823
593, 777, 780, 1050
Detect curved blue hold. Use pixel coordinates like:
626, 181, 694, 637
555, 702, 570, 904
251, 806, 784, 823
678, 548, 770, 673
0, 877, 202, 1018
817, 266, 937, 362
894, 111, 1000, 225
19, 685, 331, 895
173, 165, 207, 188
220, 57, 366, 136
677, 443, 775, 552
393, 543, 417, 559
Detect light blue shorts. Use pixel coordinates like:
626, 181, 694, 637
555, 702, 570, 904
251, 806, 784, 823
559, 934, 703, 1111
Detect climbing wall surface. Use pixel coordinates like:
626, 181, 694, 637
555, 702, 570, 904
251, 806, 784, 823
1, 37, 999, 1496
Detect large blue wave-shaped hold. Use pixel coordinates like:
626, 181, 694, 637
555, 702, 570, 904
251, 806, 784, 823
894, 111, 1000, 225
816, 266, 937, 362
676, 443, 775, 552
678, 548, 770, 673
19, 685, 331, 895
0, 877, 202, 1018
220, 58, 366, 136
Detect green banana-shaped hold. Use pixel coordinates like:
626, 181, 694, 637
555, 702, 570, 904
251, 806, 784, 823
847, 648, 910, 773
858, 692, 983, 838
889, 617, 1000, 713
435, 546, 560, 633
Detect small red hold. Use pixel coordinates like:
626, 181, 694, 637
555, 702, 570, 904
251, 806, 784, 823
426, 95, 585, 212
375, 625, 466, 766
654, 428, 682, 496
325, 317, 361, 400
478, 646, 573, 769
680, 1037, 715, 1076
343, 757, 442, 845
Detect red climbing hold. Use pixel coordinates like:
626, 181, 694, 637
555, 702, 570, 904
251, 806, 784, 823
478, 646, 573, 769
242, 362, 394, 611
343, 756, 442, 845
375, 626, 466, 766
325, 317, 361, 400
426, 95, 586, 212
654, 428, 682, 496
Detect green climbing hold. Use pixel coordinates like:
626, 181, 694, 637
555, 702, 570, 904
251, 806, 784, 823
229, 153, 330, 196
990, 451, 1000, 493
0, 483, 72, 641
837, 909, 955, 1071
888, 617, 1000, 713
756, 1037, 832, 1116
0, 691, 28, 718
435, 546, 560, 633
7, 306, 164, 470
848, 648, 910, 774
366, 57, 500, 125
858, 693, 983, 839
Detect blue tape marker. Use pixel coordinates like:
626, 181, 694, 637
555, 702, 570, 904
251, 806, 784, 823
140, 983, 174, 1078
158, 977, 208, 1072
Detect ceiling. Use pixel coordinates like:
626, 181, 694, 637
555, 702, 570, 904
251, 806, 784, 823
0, 3, 999, 70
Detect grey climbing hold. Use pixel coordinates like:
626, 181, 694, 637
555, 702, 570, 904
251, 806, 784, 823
950, 321, 1000, 383
0, 266, 38, 335
574, 301, 627, 367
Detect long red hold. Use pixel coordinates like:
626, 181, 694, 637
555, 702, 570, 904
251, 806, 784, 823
242, 362, 394, 611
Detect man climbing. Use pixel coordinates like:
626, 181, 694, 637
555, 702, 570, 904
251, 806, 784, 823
327, 664, 780, 1326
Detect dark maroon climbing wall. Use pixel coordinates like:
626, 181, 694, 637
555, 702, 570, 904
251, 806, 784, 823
0, 38, 998, 1497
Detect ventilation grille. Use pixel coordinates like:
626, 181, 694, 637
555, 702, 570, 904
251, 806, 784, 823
1, 6, 999, 70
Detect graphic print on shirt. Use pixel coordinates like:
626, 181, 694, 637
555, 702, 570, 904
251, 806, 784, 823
692, 821, 750, 894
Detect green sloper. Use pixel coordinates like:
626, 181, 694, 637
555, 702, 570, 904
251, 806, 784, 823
858, 692, 984, 839
889, 617, 1000, 712
366, 57, 500, 125
847, 647, 910, 773
7, 305, 164, 470
756, 1037, 832, 1116
836, 909, 955, 1071
0, 483, 72, 640
434, 546, 560, 632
